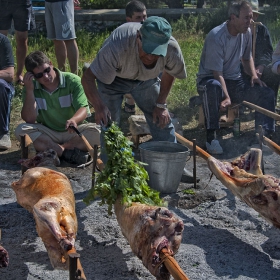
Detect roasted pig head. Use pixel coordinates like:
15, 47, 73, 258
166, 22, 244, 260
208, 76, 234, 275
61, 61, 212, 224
208, 148, 280, 228
114, 199, 184, 280
11, 167, 77, 269
18, 149, 60, 169
0, 245, 9, 268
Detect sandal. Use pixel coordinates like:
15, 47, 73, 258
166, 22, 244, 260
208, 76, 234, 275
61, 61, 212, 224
124, 102, 135, 113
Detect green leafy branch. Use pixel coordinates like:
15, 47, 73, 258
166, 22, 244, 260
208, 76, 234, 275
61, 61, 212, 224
83, 122, 165, 214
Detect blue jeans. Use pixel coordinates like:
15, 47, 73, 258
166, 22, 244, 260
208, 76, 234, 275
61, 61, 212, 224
0, 79, 14, 135
197, 77, 275, 132
97, 77, 176, 162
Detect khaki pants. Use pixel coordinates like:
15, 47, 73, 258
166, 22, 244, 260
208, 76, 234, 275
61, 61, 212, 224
15, 122, 100, 148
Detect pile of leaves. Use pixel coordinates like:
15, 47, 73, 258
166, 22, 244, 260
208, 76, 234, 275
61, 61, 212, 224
83, 122, 165, 214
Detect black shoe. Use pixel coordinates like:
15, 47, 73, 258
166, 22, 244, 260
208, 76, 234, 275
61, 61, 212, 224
62, 148, 90, 165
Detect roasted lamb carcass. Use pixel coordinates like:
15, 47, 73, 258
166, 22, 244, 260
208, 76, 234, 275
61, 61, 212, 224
0, 245, 9, 268
207, 148, 280, 228
11, 150, 78, 270
176, 133, 280, 229
114, 199, 184, 280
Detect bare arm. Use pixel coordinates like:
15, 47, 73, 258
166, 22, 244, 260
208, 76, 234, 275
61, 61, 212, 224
0, 66, 14, 83
65, 107, 87, 130
213, 70, 231, 110
21, 72, 38, 123
153, 70, 175, 129
81, 68, 111, 126
242, 57, 265, 87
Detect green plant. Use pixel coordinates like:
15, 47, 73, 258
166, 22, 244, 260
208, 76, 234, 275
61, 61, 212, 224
83, 122, 165, 214
183, 189, 196, 195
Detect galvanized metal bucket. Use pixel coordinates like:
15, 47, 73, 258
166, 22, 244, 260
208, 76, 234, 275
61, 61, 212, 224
139, 141, 189, 193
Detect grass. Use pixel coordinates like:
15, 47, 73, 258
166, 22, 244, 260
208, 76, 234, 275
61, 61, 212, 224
8, 8, 280, 141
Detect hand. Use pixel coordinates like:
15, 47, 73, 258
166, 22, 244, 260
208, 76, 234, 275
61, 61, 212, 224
65, 119, 78, 133
220, 97, 231, 111
23, 72, 35, 92
74, 0, 80, 5
153, 107, 171, 129
94, 104, 111, 127
255, 65, 264, 78
251, 75, 267, 87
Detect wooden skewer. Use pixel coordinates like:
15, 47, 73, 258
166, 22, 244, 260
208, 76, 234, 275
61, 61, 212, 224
96, 157, 189, 279
256, 133, 280, 156
175, 132, 210, 160
159, 248, 190, 280
242, 101, 280, 121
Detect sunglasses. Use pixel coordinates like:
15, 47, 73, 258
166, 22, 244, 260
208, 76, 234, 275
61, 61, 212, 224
33, 66, 51, 79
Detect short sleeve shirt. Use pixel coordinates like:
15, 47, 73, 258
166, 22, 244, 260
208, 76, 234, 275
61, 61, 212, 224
22, 70, 90, 132
0, 34, 14, 70
197, 22, 252, 83
90, 22, 186, 84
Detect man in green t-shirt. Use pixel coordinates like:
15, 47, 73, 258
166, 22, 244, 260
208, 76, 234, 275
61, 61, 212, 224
15, 51, 100, 165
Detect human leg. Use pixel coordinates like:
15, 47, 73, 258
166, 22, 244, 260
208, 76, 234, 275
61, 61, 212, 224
0, 79, 14, 149
15, 123, 92, 164
15, 31, 28, 83
197, 78, 224, 154
243, 82, 275, 133
261, 66, 280, 102
124, 93, 136, 113
53, 40, 67, 71
46, 1, 76, 72
64, 39, 79, 74
13, 1, 35, 83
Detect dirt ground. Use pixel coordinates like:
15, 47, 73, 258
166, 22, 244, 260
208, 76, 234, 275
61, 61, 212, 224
2, 110, 280, 280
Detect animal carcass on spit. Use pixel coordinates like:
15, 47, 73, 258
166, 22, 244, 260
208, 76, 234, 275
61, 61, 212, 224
11, 149, 78, 269
0, 245, 9, 267
114, 199, 184, 280
208, 148, 280, 228
176, 133, 280, 229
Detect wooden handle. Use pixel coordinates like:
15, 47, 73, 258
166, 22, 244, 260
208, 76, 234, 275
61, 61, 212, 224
160, 248, 190, 280
257, 133, 280, 156
67, 247, 87, 280
80, 134, 95, 159
242, 101, 280, 121
175, 132, 210, 160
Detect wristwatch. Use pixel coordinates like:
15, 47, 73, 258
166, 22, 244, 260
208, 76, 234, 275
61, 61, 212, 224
156, 103, 167, 109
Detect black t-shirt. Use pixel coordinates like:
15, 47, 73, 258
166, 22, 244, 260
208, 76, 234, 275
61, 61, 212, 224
0, 34, 14, 70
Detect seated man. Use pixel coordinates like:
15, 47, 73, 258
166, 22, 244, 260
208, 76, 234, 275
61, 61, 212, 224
15, 51, 100, 165
0, 33, 15, 150
271, 40, 280, 77
241, 0, 279, 101
196, 0, 275, 155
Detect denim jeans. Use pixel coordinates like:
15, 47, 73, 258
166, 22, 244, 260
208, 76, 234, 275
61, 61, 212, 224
97, 77, 176, 162
0, 79, 14, 135
197, 77, 275, 132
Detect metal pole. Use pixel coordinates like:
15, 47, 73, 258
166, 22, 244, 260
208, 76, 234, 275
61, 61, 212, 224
258, 125, 265, 175
69, 252, 81, 280
192, 139, 197, 188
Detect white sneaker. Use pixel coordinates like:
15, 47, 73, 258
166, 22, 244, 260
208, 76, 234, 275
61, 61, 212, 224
206, 140, 223, 155
0, 134, 11, 150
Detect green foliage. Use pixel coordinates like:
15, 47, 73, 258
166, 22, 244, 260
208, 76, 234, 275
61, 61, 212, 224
83, 122, 165, 215
183, 189, 195, 195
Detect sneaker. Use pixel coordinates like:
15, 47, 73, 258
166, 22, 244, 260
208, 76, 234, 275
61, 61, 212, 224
0, 134, 11, 150
206, 140, 223, 155
62, 147, 90, 165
